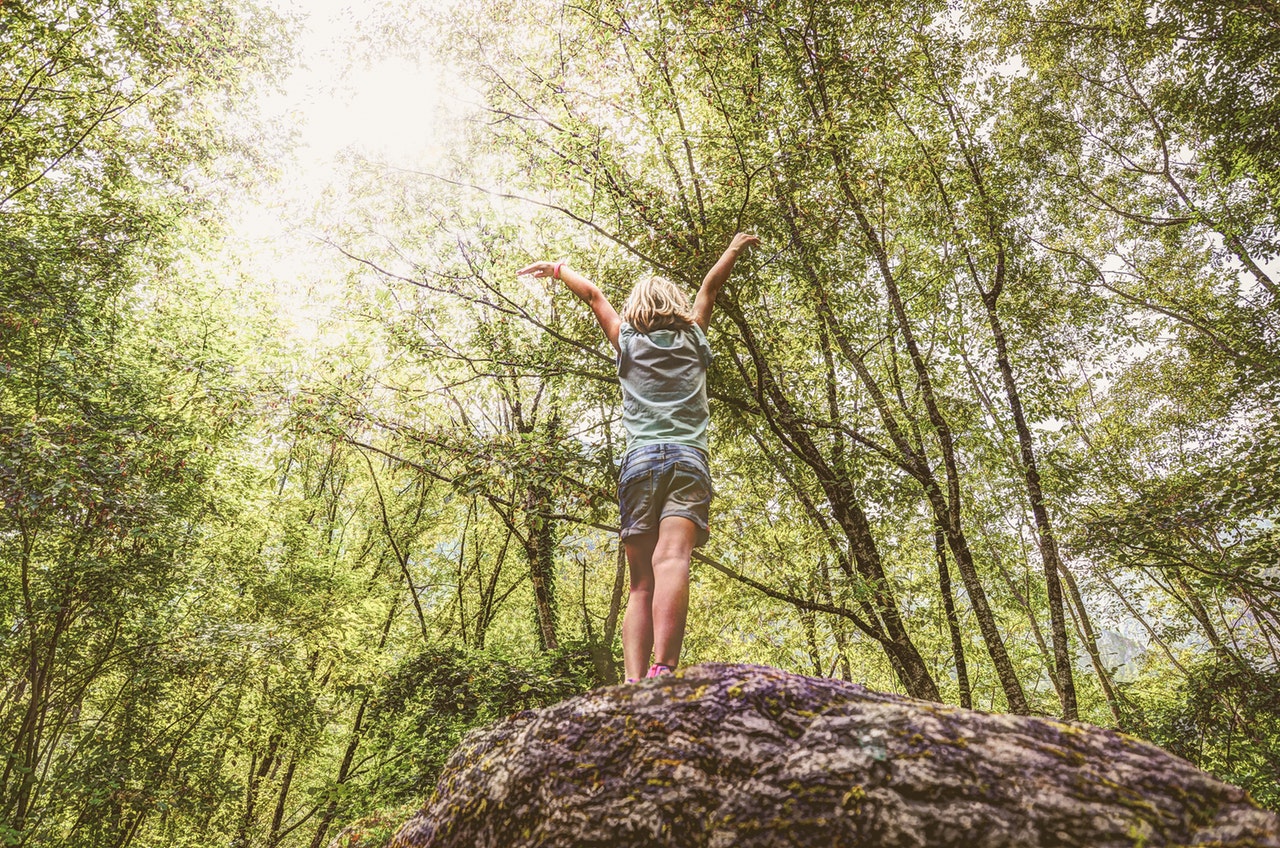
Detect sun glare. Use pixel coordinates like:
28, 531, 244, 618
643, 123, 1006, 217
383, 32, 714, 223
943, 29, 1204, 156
298, 57, 452, 165
226, 1, 468, 344
265, 0, 463, 168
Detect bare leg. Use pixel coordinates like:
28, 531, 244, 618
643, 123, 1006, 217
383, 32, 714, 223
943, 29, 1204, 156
651, 516, 697, 669
622, 533, 656, 681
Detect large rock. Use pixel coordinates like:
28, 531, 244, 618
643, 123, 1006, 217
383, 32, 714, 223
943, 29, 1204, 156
390, 663, 1279, 847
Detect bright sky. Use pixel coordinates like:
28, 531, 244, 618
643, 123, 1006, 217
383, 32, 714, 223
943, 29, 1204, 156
223, 0, 1280, 353
224, 0, 470, 346
267, 0, 460, 166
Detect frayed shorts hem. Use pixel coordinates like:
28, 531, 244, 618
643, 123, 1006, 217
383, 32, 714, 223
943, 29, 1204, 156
619, 510, 710, 548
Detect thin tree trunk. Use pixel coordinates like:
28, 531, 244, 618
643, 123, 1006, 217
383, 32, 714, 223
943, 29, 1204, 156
818, 558, 853, 682
267, 755, 300, 847
362, 452, 429, 642
471, 521, 514, 651
935, 530, 972, 709
1170, 569, 1233, 661
989, 542, 1060, 703
889, 51, 1077, 717
981, 293, 1079, 718
520, 413, 561, 653
593, 544, 627, 684
238, 732, 281, 847
1058, 564, 1125, 728
800, 603, 825, 678
308, 697, 369, 848
772, 48, 1028, 709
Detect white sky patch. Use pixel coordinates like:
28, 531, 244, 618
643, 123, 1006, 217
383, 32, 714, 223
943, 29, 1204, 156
266, 0, 469, 169
1029, 418, 1069, 433
214, 0, 469, 347
304, 58, 449, 163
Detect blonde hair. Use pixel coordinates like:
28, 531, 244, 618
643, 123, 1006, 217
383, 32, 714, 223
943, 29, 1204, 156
621, 275, 696, 334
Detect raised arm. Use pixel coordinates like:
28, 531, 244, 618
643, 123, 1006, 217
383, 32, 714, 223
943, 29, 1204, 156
517, 260, 622, 353
693, 233, 759, 330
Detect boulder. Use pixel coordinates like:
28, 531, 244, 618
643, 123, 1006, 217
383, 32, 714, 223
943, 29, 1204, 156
389, 663, 1279, 847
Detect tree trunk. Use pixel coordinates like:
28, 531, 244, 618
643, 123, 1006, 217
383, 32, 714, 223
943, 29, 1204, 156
924, 70, 1079, 719
718, 298, 940, 703
1059, 563, 1125, 727
934, 530, 971, 709
981, 291, 1079, 719
591, 544, 628, 685
308, 696, 369, 848
525, 475, 560, 653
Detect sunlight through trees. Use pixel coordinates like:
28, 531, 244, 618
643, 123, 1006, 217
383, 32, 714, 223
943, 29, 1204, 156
2, 0, 1278, 844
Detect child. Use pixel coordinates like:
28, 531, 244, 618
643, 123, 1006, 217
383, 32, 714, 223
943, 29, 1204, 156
518, 233, 759, 681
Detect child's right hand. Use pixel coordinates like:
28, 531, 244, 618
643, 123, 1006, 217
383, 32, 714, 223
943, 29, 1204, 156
729, 233, 760, 255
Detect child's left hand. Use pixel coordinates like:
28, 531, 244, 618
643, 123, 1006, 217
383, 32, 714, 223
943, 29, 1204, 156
517, 261, 557, 278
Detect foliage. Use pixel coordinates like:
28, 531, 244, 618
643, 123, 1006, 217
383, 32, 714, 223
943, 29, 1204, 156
362, 643, 596, 802
324, 804, 419, 848
1130, 658, 1280, 811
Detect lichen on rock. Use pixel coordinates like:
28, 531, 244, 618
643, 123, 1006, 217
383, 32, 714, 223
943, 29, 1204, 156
389, 663, 1280, 847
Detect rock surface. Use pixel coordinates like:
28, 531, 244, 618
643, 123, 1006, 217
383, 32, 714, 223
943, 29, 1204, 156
390, 663, 1280, 847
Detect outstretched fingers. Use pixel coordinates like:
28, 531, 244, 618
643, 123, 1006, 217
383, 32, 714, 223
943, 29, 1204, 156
517, 261, 554, 277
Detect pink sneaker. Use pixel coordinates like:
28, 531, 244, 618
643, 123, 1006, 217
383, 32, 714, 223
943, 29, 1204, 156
646, 663, 674, 678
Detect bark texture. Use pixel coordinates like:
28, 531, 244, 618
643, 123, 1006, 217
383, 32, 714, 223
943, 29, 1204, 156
389, 663, 1278, 848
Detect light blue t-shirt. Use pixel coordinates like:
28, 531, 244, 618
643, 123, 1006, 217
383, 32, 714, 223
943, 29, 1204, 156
617, 321, 713, 456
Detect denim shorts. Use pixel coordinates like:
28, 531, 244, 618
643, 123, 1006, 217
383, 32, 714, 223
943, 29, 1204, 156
618, 444, 712, 548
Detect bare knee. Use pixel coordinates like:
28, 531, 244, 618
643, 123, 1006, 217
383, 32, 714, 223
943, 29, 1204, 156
651, 552, 690, 582
651, 537, 693, 582
652, 517, 697, 573
626, 535, 657, 594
